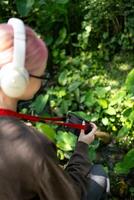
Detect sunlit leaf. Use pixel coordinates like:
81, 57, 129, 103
57, 149, 65, 160
58, 70, 68, 85
56, 131, 76, 151
98, 99, 108, 109
110, 90, 126, 106
56, 141, 72, 151
126, 69, 134, 95
128, 110, 134, 122
85, 25, 92, 33
95, 87, 107, 98
73, 111, 91, 121
90, 113, 99, 121
36, 123, 56, 143
105, 107, 116, 115
102, 117, 109, 125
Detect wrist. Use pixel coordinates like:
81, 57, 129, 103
78, 138, 89, 145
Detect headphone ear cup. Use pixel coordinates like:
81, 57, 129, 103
0, 64, 29, 98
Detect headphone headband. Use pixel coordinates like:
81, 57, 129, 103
0, 18, 29, 98
8, 18, 26, 69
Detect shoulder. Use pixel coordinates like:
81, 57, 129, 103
0, 117, 58, 163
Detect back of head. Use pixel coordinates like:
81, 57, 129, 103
0, 18, 48, 98
0, 20, 48, 75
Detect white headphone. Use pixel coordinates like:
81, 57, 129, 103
0, 18, 29, 98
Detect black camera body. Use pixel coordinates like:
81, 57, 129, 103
65, 112, 92, 136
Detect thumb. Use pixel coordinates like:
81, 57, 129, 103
80, 121, 86, 135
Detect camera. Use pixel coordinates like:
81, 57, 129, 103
65, 112, 92, 136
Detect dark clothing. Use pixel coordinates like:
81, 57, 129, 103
85, 164, 110, 200
0, 116, 92, 200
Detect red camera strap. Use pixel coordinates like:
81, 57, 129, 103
0, 108, 85, 130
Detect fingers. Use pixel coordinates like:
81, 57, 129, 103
80, 121, 97, 136
89, 122, 97, 136
79, 121, 97, 145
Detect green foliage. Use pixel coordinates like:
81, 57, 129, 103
36, 122, 56, 143
79, 0, 134, 54
16, 0, 35, 16
56, 131, 76, 151
1, 0, 134, 198
126, 69, 134, 95
114, 148, 134, 174
88, 140, 100, 161
30, 94, 49, 114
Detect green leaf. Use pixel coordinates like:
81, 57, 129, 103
88, 147, 96, 161
60, 100, 70, 114
57, 149, 65, 160
68, 81, 81, 92
117, 126, 129, 138
31, 94, 49, 113
56, 131, 76, 151
36, 123, 56, 143
105, 107, 116, 115
74, 88, 80, 102
16, 0, 35, 16
58, 70, 68, 85
110, 90, 126, 106
98, 99, 108, 109
123, 108, 132, 117
45, 35, 54, 46
114, 162, 129, 174
85, 25, 92, 33
85, 92, 96, 107
95, 87, 107, 98
73, 111, 91, 121
102, 117, 109, 125
56, 141, 72, 151
54, 27, 67, 46
103, 32, 109, 39
114, 148, 134, 174
126, 69, 134, 94
90, 113, 99, 121
128, 110, 134, 122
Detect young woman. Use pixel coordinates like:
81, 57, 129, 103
0, 18, 109, 200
